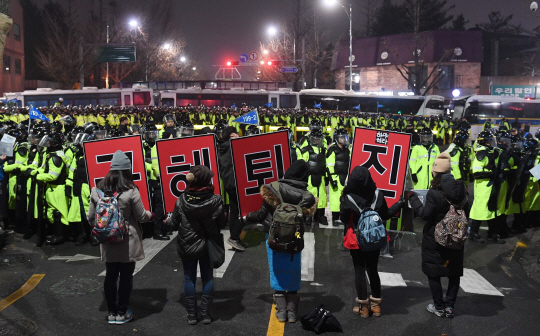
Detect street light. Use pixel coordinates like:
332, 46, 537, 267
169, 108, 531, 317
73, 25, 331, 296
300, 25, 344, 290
163, 43, 171, 50
324, 0, 354, 91
180, 56, 186, 62
129, 19, 138, 28
192, 67, 197, 71
263, 50, 269, 55
268, 26, 277, 36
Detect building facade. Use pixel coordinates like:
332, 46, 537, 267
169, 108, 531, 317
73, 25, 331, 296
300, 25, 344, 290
332, 30, 483, 98
0, 0, 24, 95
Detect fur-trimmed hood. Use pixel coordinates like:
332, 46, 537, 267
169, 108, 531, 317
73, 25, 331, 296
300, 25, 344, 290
260, 180, 317, 218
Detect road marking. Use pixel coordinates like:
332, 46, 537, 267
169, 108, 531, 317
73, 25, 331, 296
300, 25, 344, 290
266, 301, 285, 336
49, 254, 100, 262
460, 268, 504, 296
197, 230, 235, 278
379, 272, 407, 287
301, 232, 315, 281
0, 274, 45, 312
98, 232, 178, 276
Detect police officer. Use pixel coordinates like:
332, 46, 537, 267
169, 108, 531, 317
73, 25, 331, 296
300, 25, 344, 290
494, 132, 515, 238
299, 119, 325, 148
301, 129, 328, 225
499, 117, 510, 132
409, 128, 440, 189
483, 118, 493, 132
326, 128, 350, 225
446, 130, 473, 187
160, 114, 177, 139
278, 127, 301, 163
178, 120, 195, 137
246, 125, 261, 136
469, 131, 505, 244
142, 123, 168, 240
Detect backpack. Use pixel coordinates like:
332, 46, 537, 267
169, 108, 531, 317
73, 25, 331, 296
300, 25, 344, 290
347, 191, 387, 252
267, 182, 306, 258
91, 189, 128, 243
434, 195, 469, 249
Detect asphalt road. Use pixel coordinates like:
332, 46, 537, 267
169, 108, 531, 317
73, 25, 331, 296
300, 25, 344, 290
1, 213, 539, 336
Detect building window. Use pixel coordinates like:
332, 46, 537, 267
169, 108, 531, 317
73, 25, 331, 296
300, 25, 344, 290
408, 65, 428, 91
346, 70, 360, 91
3, 55, 10, 73
15, 58, 21, 75
437, 65, 454, 89
13, 24, 20, 41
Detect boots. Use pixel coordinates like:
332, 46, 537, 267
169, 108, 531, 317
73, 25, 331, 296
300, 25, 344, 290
353, 298, 369, 318
74, 222, 89, 246
274, 293, 287, 323
370, 296, 382, 317
286, 293, 300, 323
185, 296, 198, 325
36, 218, 46, 247
200, 295, 213, 324
46, 211, 64, 245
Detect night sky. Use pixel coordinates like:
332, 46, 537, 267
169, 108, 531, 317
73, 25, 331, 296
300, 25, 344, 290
36, 0, 540, 80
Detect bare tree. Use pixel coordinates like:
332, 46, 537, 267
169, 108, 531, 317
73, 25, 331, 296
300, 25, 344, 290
0, 0, 13, 62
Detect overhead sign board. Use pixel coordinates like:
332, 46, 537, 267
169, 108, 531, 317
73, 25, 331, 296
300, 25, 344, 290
281, 67, 298, 73
95, 44, 137, 63
240, 53, 249, 63
491, 85, 537, 98
249, 52, 258, 61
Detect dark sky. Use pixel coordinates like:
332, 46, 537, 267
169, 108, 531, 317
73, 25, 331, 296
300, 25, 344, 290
44, 0, 540, 80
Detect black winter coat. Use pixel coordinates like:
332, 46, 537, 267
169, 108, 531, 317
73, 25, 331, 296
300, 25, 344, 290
245, 179, 317, 232
409, 174, 468, 278
169, 191, 226, 261
217, 141, 235, 190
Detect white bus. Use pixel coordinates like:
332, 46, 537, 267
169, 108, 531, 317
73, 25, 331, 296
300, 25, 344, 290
298, 89, 445, 116
451, 95, 540, 140
3, 87, 155, 108
159, 88, 300, 109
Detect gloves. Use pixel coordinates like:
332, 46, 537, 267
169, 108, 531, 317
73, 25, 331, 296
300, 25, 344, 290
411, 174, 418, 183
469, 175, 475, 183
25, 168, 34, 177
65, 185, 72, 197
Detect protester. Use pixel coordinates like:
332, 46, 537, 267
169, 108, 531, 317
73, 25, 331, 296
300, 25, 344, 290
87, 150, 153, 325
409, 152, 468, 318
340, 166, 405, 318
167, 165, 226, 325
245, 159, 317, 323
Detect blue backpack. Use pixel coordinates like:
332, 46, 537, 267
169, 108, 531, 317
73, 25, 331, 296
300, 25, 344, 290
347, 191, 387, 252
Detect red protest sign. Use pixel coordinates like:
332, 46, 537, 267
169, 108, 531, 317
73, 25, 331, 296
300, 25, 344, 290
156, 134, 221, 213
83, 135, 151, 210
230, 131, 291, 217
349, 128, 411, 207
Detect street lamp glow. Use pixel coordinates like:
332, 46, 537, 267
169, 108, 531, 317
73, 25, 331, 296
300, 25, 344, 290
323, 0, 338, 6
452, 89, 461, 98
268, 27, 277, 36
192, 67, 197, 71
129, 19, 138, 28
180, 56, 186, 62
263, 50, 269, 55
163, 43, 171, 50
260, 61, 265, 65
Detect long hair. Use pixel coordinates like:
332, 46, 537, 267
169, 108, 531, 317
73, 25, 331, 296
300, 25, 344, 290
430, 172, 444, 189
97, 170, 137, 194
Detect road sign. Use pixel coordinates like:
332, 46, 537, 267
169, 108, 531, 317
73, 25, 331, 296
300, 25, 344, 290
280, 67, 298, 73
249, 52, 258, 61
240, 53, 249, 63
349, 55, 355, 62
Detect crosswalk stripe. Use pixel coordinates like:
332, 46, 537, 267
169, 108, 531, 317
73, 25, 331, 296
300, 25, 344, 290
301, 232, 315, 281
460, 268, 504, 296
378, 272, 407, 287
98, 231, 178, 277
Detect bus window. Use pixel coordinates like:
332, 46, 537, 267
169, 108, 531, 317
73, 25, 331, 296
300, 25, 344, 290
280, 94, 297, 108
426, 100, 444, 110
376, 98, 399, 114
177, 99, 198, 106
73, 99, 98, 106
26, 100, 48, 107
200, 99, 221, 106
161, 98, 175, 107
398, 99, 423, 115
523, 103, 539, 118
271, 97, 278, 107
99, 98, 121, 106
501, 102, 524, 118
124, 95, 131, 106
133, 92, 151, 105
477, 102, 500, 117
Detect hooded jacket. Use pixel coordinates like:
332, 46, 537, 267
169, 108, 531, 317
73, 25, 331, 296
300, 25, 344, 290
245, 179, 317, 231
409, 173, 468, 278
169, 191, 226, 260
217, 140, 235, 190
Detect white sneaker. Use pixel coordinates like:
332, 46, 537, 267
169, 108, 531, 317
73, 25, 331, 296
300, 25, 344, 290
116, 309, 133, 324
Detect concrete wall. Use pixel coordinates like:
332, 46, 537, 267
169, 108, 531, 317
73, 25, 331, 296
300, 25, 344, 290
0, 0, 24, 95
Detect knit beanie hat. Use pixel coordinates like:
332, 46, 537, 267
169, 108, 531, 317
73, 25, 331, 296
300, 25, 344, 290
110, 150, 131, 171
284, 159, 309, 183
186, 165, 214, 188
432, 152, 451, 173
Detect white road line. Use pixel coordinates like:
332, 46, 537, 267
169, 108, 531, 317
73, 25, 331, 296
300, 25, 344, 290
197, 230, 235, 278
460, 268, 504, 296
98, 231, 178, 277
378, 272, 407, 287
301, 232, 315, 281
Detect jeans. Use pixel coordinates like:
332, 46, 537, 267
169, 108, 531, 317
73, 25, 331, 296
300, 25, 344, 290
227, 188, 243, 241
350, 249, 381, 300
182, 255, 214, 297
104, 262, 136, 314
428, 276, 460, 310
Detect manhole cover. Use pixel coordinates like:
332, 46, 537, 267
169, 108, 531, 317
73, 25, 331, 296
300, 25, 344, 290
0, 319, 38, 336
49, 278, 101, 297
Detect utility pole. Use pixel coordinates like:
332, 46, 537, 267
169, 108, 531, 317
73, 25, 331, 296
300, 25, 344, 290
79, 36, 84, 89
301, 38, 306, 89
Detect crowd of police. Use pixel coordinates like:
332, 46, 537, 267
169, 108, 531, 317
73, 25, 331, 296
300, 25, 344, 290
0, 100, 538, 248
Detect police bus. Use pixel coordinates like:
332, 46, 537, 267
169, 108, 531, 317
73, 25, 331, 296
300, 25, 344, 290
451, 95, 540, 140
298, 89, 445, 116
3, 87, 155, 108
159, 88, 299, 109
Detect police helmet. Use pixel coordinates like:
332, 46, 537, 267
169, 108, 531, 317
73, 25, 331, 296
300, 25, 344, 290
496, 131, 511, 148
51, 121, 63, 133
7, 128, 28, 144
333, 128, 350, 146
178, 120, 195, 137
524, 139, 538, 151
309, 119, 323, 132
246, 125, 261, 136
476, 131, 497, 148
214, 122, 227, 140
419, 127, 434, 145
163, 113, 176, 125
309, 128, 324, 147
510, 135, 524, 151
38, 131, 64, 149
453, 130, 470, 148
129, 124, 141, 135
142, 123, 159, 142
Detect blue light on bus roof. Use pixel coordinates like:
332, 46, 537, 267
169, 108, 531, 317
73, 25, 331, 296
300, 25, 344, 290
419, 97, 425, 100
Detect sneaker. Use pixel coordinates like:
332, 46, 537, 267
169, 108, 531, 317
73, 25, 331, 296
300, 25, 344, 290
469, 233, 485, 243
116, 309, 133, 324
227, 238, 245, 251
427, 304, 446, 317
319, 216, 329, 226
107, 313, 116, 324
444, 307, 454, 318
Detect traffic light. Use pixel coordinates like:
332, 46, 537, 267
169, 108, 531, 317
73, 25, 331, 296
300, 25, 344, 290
267, 61, 273, 66
226, 61, 239, 66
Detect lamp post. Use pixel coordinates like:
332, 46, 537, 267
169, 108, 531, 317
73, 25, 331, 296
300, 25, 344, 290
324, 0, 353, 91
